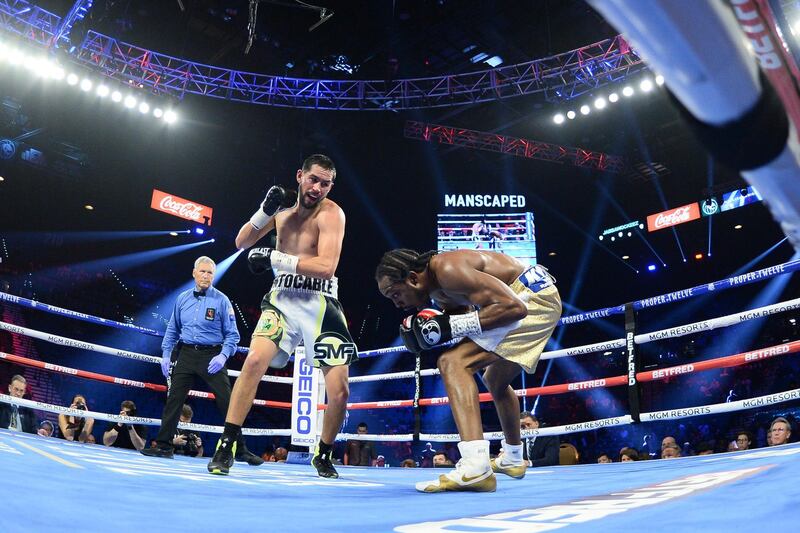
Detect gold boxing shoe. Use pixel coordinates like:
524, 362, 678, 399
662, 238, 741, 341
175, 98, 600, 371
490, 454, 527, 479
415, 460, 497, 493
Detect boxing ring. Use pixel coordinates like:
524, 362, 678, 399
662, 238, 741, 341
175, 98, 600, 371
0, 257, 799, 531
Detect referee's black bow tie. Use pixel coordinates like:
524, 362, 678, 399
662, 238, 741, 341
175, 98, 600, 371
194, 290, 206, 298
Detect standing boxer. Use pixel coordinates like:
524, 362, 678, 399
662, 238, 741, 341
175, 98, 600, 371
376, 249, 561, 492
208, 154, 357, 478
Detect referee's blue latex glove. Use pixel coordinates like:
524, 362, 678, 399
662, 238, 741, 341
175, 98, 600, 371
160, 353, 172, 378
208, 353, 227, 374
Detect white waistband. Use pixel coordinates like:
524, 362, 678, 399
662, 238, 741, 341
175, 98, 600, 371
271, 272, 338, 299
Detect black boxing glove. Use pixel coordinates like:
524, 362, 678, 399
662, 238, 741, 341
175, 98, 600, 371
249, 185, 297, 230
399, 315, 423, 354
412, 308, 483, 350
248, 247, 299, 275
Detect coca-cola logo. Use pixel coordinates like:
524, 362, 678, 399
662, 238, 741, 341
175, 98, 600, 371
158, 196, 204, 221
654, 206, 691, 229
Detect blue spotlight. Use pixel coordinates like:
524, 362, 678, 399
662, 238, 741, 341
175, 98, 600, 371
647, 264, 656, 272
194, 227, 205, 235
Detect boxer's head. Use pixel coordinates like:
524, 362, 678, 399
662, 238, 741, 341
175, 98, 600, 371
375, 249, 438, 311
296, 154, 336, 209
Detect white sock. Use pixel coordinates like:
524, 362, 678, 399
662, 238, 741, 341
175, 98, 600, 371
501, 439, 523, 463
457, 440, 490, 473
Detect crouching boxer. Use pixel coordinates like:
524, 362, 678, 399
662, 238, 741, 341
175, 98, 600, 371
208, 154, 357, 478
376, 249, 561, 492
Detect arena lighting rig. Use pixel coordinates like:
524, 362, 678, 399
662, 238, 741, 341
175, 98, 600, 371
0, 37, 178, 124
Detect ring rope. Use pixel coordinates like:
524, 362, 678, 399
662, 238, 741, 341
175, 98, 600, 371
0, 351, 292, 409
0, 320, 292, 384
2, 258, 797, 357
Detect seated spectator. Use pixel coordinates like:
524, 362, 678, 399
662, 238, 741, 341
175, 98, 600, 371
620, 448, 639, 462
273, 447, 288, 462
661, 435, 677, 452
432, 452, 453, 467
103, 400, 146, 451
37, 420, 56, 437
769, 417, 792, 446
559, 443, 579, 465
344, 422, 377, 466
521, 411, 559, 467
0, 375, 36, 434
172, 404, 203, 457
419, 442, 436, 468
261, 448, 275, 462
401, 458, 416, 468
375, 455, 386, 467
694, 442, 714, 455
596, 453, 612, 463
58, 394, 94, 442
734, 430, 754, 451
661, 444, 681, 459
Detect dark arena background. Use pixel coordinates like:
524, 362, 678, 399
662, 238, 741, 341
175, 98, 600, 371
1, 1, 800, 531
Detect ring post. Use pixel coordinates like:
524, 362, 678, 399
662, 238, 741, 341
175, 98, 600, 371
625, 302, 642, 423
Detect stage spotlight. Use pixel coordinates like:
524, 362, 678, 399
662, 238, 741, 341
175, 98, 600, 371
622, 255, 630, 260
640, 78, 654, 92
548, 251, 557, 256
124, 95, 137, 109
84, 204, 94, 210
153, 108, 164, 118
610, 236, 615, 241
655, 74, 665, 86
566, 110, 576, 120
622, 86, 634, 97
169, 232, 178, 237
627, 232, 632, 237
66, 73, 79, 85
647, 264, 656, 271
608, 92, 619, 103
594, 97, 606, 109
194, 227, 205, 235
164, 110, 178, 124
695, 253, 703, 260
553, 113, 565, 124
598, 235, 604, 241
111, 91, 122, 102
138, 102, 150, 114
51, 66, 65, 80
211, 238, 216, 243
618, 232, 623, 237
639, 223, 644, 229
97, 85, 109, 97
580, 105, 590, 115
734, 224, 743, 229
8, 49, 24, 65
80, 79, 92, 92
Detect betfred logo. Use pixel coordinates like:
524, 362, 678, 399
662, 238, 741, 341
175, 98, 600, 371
647, 203, 700, 232
150, 189, 213, 225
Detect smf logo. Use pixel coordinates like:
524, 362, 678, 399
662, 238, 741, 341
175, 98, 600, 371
313, 332, 357, 366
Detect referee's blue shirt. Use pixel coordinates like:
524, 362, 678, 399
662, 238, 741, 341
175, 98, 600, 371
161, 285, 240, 359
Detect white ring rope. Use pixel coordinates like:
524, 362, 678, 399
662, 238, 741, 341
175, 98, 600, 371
346, 296, 800, 383
4, 384, 797, 441
0, 320, 292, 385
0, 394, 291, 437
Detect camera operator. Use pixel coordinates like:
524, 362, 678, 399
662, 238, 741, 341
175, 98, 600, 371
103, 400, 146, 451
58, 394, 95, 442
173, 404, 204, 457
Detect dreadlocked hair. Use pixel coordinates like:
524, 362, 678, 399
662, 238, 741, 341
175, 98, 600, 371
375, 249, 439, 282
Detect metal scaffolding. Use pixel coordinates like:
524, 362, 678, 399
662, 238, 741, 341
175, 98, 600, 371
0, 0, 646, 110
404, 121, 627, 173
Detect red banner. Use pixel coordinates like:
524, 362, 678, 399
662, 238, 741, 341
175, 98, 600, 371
647, 203, 701, 232
150, 189, 213, 225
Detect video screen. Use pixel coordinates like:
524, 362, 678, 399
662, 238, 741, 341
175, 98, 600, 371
436, 212, 537, 267
720, 186, 762, 212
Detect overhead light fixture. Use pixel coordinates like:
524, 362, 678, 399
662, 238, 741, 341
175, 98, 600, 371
695, 253, 703, 260
80, 79, 92, 91
553, 113, 565, 125
640, 78, 654, 92
608, 92, 619, 103
84, 204, 94, 210
124, 95, 137, 108
111, 90, 122, 102
566, 110, 576, 120
169, 231, 178, 237
647, 264, 656, 271
164, 110, 178, 124
548, 252, 557, 256
66, 73, 79, 85
622, 255, 630, 260
655, 74, 665, 86
734, 224, 743, 229
97, 85, 110, 97
622, 86, 634, 97
594, 97, 606, 109
580, 105, 591, 115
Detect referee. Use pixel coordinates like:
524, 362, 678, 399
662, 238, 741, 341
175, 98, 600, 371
141, 256, 262, 465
